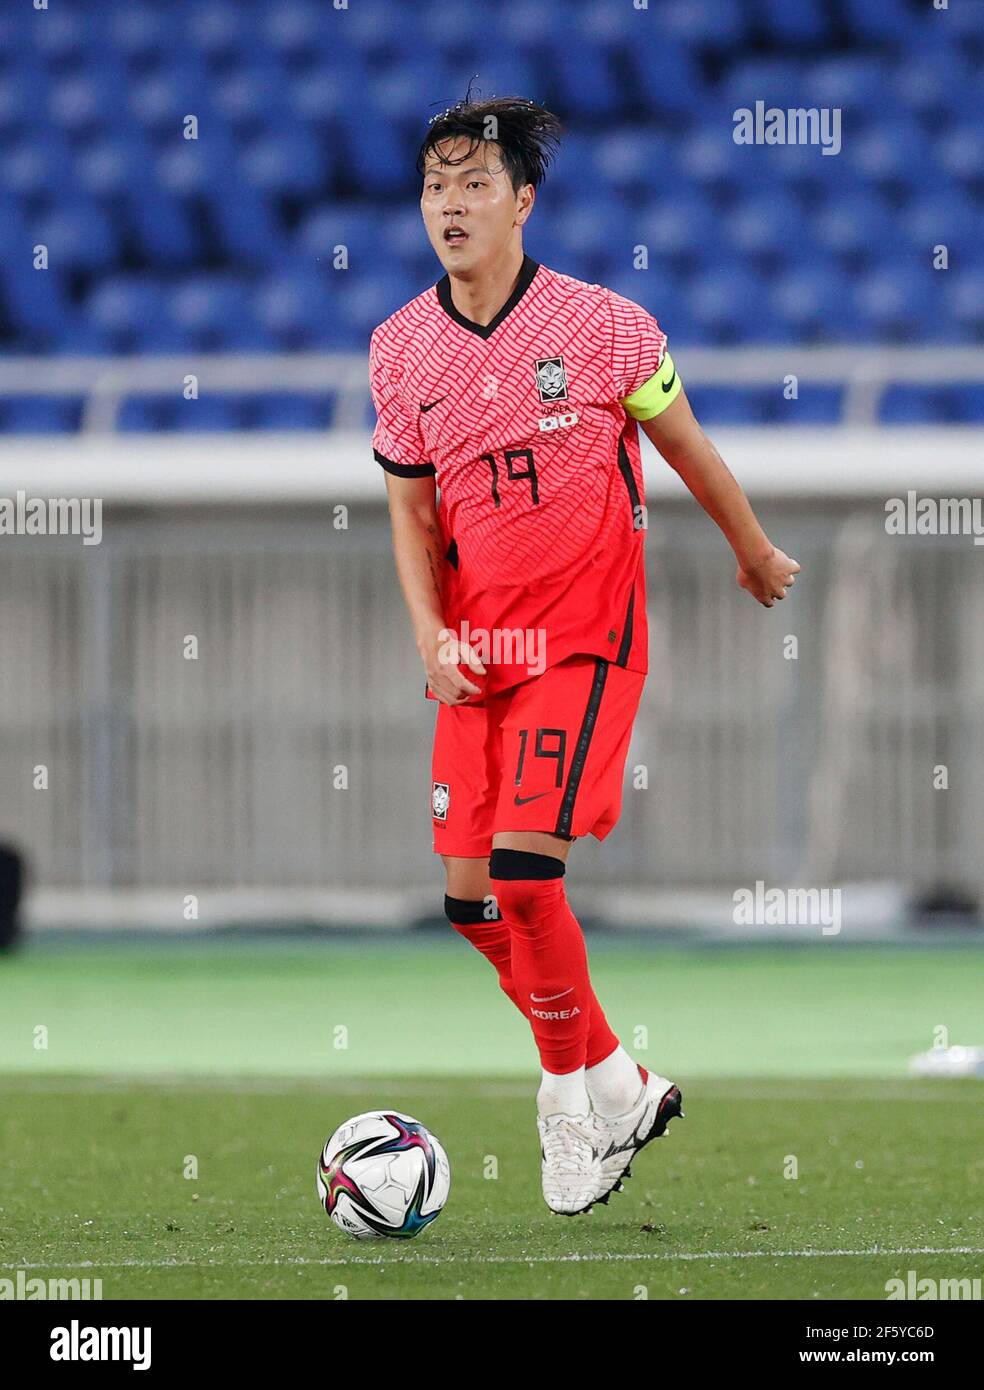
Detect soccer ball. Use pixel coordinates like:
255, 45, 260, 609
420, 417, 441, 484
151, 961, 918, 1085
316, 1109, 451, 1239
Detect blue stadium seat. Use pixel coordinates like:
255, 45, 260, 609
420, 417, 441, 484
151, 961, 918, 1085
207, 178, 283, 265
720, 192, 807, 261
28, 4, 93, 60
944, 272, 984, 333
296, 206, 379, 269
253, 272, 334, 349
553, 45, 622, 120
937, 126, 984, 184
636, 196, 717, 263
166, 277, 272, 352
118, 398, 170, 432
758, 0, 831, 44
898, 193, 982, 267
845, 120, 932, 188
213, 64, 294, 130
853, 269, 936, 342
239, 130, 327, 198
287, 66, 349, 123
486, 1, 555, 50
336, 106, 408, 194
591, 129, 671, 193
87, 276, 219, 353
683, 387, 771, 425
768, 268, 856, 343
840, 0, 919, 43
812, 192, 895, 261
0, 64, 42, 131
49, 68, 130, 133
129, 186, 203, 269
33, 200, 119, 273
723, 61, 813, 118
804, 58, 893, 116
676, 126, 749, 190
167, 395, 244, 431
551, 197, 632, 261
952, 386, 984, 424
128, 68, 216, 135
246, 393, 334, 430
629, 40, 708, 115
547, 132, 603, 199
0, 396, 82, 434
415, 0, 490, 50
660, 0, 748, 47
892, 52, 971, 118
107, 5, 173, 60
880, 386, 952, 425
685, 269, 769, 343
764, 387, 843, 424
260, 2, 327, 61
0, 198, 77, 346
0, 134, 75, 199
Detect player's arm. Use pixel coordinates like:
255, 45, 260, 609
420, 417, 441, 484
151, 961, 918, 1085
627, 359, 800, 608
381, 471, 485, 702
369, 329, 484, 702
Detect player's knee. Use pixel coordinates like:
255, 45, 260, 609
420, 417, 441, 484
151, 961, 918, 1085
444, 894, 500, 928
488, 849, 566, 928
441, 895, 511, 984
444, 893, 509, 953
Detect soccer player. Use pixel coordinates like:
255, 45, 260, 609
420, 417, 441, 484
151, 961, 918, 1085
369, 97, 800, 1215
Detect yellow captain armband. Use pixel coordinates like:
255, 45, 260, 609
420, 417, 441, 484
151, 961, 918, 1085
620, 350, 682, 420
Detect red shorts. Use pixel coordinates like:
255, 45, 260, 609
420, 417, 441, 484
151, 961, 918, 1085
430, 655, 646, 858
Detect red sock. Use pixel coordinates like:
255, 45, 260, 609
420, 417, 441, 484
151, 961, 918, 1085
489, 866, 601, 1075
446, 896, 619, 1068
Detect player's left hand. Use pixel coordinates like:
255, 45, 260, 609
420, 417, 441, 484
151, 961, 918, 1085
736, 547, 801, 607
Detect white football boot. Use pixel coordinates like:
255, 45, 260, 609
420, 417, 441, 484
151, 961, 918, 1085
592, 1073, 684, 1205
537, 1111, 605, 1215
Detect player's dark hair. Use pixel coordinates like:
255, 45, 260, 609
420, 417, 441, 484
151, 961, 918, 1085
416, 92, 563, 193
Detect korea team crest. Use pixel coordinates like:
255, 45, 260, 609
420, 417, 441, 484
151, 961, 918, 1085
432, 781, 450, 821
534, 356, 568, 403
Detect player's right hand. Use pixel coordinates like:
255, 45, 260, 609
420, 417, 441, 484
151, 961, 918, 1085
423, 630, 486, 704
736, 546, 801, 608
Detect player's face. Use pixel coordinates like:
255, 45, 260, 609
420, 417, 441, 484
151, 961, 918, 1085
421, 137, 530, 272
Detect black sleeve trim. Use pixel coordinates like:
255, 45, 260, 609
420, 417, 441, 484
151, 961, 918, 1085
373, 448, 436, 478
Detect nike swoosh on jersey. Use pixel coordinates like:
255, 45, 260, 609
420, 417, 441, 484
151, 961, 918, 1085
419, 396, 448, 412
661, 369, 677, 393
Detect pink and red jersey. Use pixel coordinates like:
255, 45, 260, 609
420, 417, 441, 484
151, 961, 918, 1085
369, 255, 668, 701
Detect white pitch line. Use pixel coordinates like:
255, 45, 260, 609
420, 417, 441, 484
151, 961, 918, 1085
1, 1075, 980, 1102
5, 1246, 984, 1271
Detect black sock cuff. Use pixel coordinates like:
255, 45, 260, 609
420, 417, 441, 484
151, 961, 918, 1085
444, 894, 502, 925
488, 849, 566, 881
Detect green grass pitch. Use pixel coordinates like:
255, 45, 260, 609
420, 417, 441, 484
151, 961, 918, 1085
1, 939, 982, 1300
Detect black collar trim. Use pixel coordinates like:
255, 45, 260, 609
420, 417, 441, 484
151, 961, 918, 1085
435, 255, 540, 339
